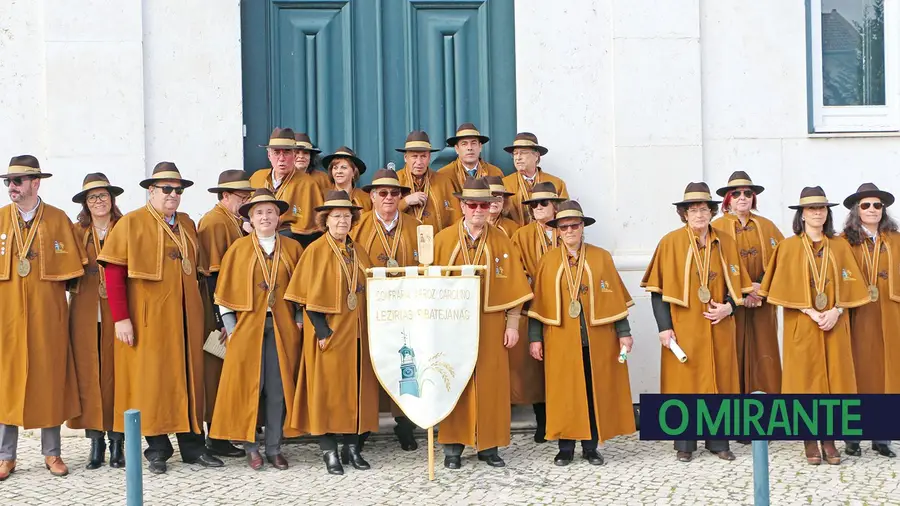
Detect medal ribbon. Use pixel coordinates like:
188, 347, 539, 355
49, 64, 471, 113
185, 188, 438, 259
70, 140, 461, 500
145, 203, 190, 264
457, 220, 488, 266
801, 234, 830, 300
537, 225, 557, 256
373, 213, 402, 265
517, 172, 539, 224
412, 174, 432, 222
562, 241, 587, 305
859, 235, 881, 287
90, 225, 107, 294
325, 232, 359, 297
685, 226, 712, 294
251, 233, 282, 305
10, 202, 44, 264
216, 202, 244, 237
267, 169, 295, 201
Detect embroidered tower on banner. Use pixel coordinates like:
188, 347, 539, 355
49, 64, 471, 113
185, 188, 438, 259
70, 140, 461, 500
398, 331, 420, 397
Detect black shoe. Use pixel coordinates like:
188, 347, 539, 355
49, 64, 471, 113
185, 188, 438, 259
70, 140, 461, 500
394, 425, 418, 451
554, 451, 574, 466
343, 444, 370, 470
148, 458, 167, 475
872, 443, 896, 458
323, 450, 344, 475
845, 442, 861, 457
533, 403, 547, 443
582, 449, 604, 465
185, 453, 224, 468
477, 453, 506, 467
444, 456, 462, 469
85, 438, 106, 470
534, 427, 547, 444
206, 438, 246, 458
109, 440, 125, 469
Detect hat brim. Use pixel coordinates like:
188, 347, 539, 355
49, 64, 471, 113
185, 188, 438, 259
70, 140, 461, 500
259, 144, 300, 150
297, 146, 322, 154
360, 182, 412, 194
446, 135, 490, 146
715, 184, 765, 197
503, 145, 548, 156
843, 190, 895, 209
788, 202, 839, 210
207, 185, 255, 194
72, 185, 124, 204
314, 202, 364, 212
452, 192, 502, 203
395, 147, 440, 153
546, 216, 596, 228
321, 154, 367, 175
238, 199, 290, 219
139, 177, 195, 189
521, 196, 567, 205
672, 198, 722, 206
1, 172, 52, 179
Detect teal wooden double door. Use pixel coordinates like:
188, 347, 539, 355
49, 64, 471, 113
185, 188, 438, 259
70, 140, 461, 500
241, 0, 517, 181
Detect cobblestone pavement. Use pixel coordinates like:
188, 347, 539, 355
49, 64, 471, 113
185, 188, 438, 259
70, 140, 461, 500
1, 431, 899, 505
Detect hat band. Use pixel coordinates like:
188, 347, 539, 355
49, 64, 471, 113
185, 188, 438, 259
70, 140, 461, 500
268, 138, 296, 147
683, 192, 713, 201
333, 150, 354, 157
489, 185, 507, 193
249, 195, 278, 205
460, 189, 493, 198
296, 141, 313, 149
512, 139, 539, 147
323, 199, 356, 207
149, 170, 184, 181
555, 209, 586, 220
455, 129, 482, 137
798, 195, 829, 206
217, 180, 253, 189
529, 191, 559, 200
727, 178, 754, 187
369, 177, 403, 187
8, 165, 41, 175
404, 140, 433, 150
80, 180, 113, 192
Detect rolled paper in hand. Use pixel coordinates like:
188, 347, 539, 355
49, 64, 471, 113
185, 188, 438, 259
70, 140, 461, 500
669, 339, 688, 363
618, 345, 628, 364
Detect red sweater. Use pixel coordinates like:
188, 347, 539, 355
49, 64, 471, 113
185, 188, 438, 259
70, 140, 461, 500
104, 263, 129, 322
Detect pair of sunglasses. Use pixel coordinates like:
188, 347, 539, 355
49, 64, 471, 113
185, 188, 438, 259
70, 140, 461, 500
376, 189, 402, 198
860, 202, 884, 210
3, 176, 35, 187
464, 202, 491, 210
558, 222, 582, 232
529, 200, 552, 208
153, 185, 185, 195
730, 190, 754, 198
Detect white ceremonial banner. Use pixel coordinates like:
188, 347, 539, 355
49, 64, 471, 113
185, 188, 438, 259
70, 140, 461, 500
367, 274, 481, 430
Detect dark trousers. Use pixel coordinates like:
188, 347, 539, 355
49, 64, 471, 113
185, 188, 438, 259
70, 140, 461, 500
675, 439, 730, 453
145, 432, 207, 462
244, 317, 285, 456
442, 443, 498, 457
85, 429, 123, 441
319, 433, 368, 451
559, 346, 599, 453
284, 230, 323, 249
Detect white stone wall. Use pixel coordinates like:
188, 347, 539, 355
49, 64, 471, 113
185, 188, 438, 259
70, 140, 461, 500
0, 0, 243, 221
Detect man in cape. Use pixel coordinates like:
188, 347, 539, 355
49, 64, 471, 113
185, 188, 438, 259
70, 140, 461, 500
395, 130, 460, 232
501, 132, 569, 226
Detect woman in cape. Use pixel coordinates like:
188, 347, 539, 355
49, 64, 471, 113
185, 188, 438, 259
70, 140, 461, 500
321, 147, 372, 213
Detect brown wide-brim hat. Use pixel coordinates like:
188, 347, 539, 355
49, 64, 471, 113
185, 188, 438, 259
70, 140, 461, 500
315, 190, 363, 212
547, 200, 596, 228
446, 122, 490, 146
452, 177, 502, 203
207, 169, 254, 193
259, 127, 299, 150
788, 186, 838, 210
361, 168, 412, 194
484, 176, 514, 196
843, 182, 895, 209
294, 132, 322, 154
72, 172, 124, 203
395, 130, 440, 153
716, 170, 765, 196
3, 155, 52, 179
139, 162, 195, 189
672, 182, 721, 206
321, 146, 367, 175
522, 182, 566, 204
238, 188, 290, 219
503, 132, 548, 156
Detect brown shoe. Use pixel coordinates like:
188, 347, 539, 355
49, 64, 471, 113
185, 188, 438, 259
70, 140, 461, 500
266, 453, 289, 470
804, 440, 822, 465
711, 450, 736, 461
45, 456, 69, 477
247, 451, 264, 471
676, 451, 693, 462
0, 460, 15, 481
821, 441, 841, 465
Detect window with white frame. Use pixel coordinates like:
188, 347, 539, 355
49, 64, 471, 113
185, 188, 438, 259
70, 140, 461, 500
809, 0, 899, 133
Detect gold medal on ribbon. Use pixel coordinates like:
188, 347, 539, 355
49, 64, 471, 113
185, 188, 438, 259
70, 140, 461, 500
252, 234, 283, 311
181, 258, 193, 276
17, 258, 31, 277
89, 226, 109, 300
268, 291, 277, 308
869, 285, 879, 302
686, 227, 713, 305
347, 292, 359, 311
568, 300, 581, 318
145, 203, 194, 278
10, 203, 44, 279
325, 232, 361, 312
457, 220, 488, 266
387, 258, 399, 268
562, 242, 587, 320
698, 286, 712, 304
374, 213, 403, 269
802, 234, 831, 312
860, 236, 881, 303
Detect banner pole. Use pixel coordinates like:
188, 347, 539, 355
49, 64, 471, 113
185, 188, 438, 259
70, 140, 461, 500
428, 426, 435, 481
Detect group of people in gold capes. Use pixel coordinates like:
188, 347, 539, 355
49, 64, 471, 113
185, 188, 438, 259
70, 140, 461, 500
0, 122, 895, 483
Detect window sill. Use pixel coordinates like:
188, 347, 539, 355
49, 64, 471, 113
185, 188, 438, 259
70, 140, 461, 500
808, 131, 900, 139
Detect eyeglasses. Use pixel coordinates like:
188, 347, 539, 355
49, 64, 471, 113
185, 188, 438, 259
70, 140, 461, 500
687, 207, 712, 215
329, 214, 353, 222
86, 193, 110, 204
153, 185, 184, 195
376, 189, 402, 198
529, 200, 551, 208
3, 176, 35, 187
860, 202, 884, 210
730, 190, 754, 199
464, 202, 491, 210
557, 223, 583, 232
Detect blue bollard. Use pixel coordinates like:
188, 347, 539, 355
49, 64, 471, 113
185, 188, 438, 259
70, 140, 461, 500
751, 391, 770, 506
125, 409, 143, 506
